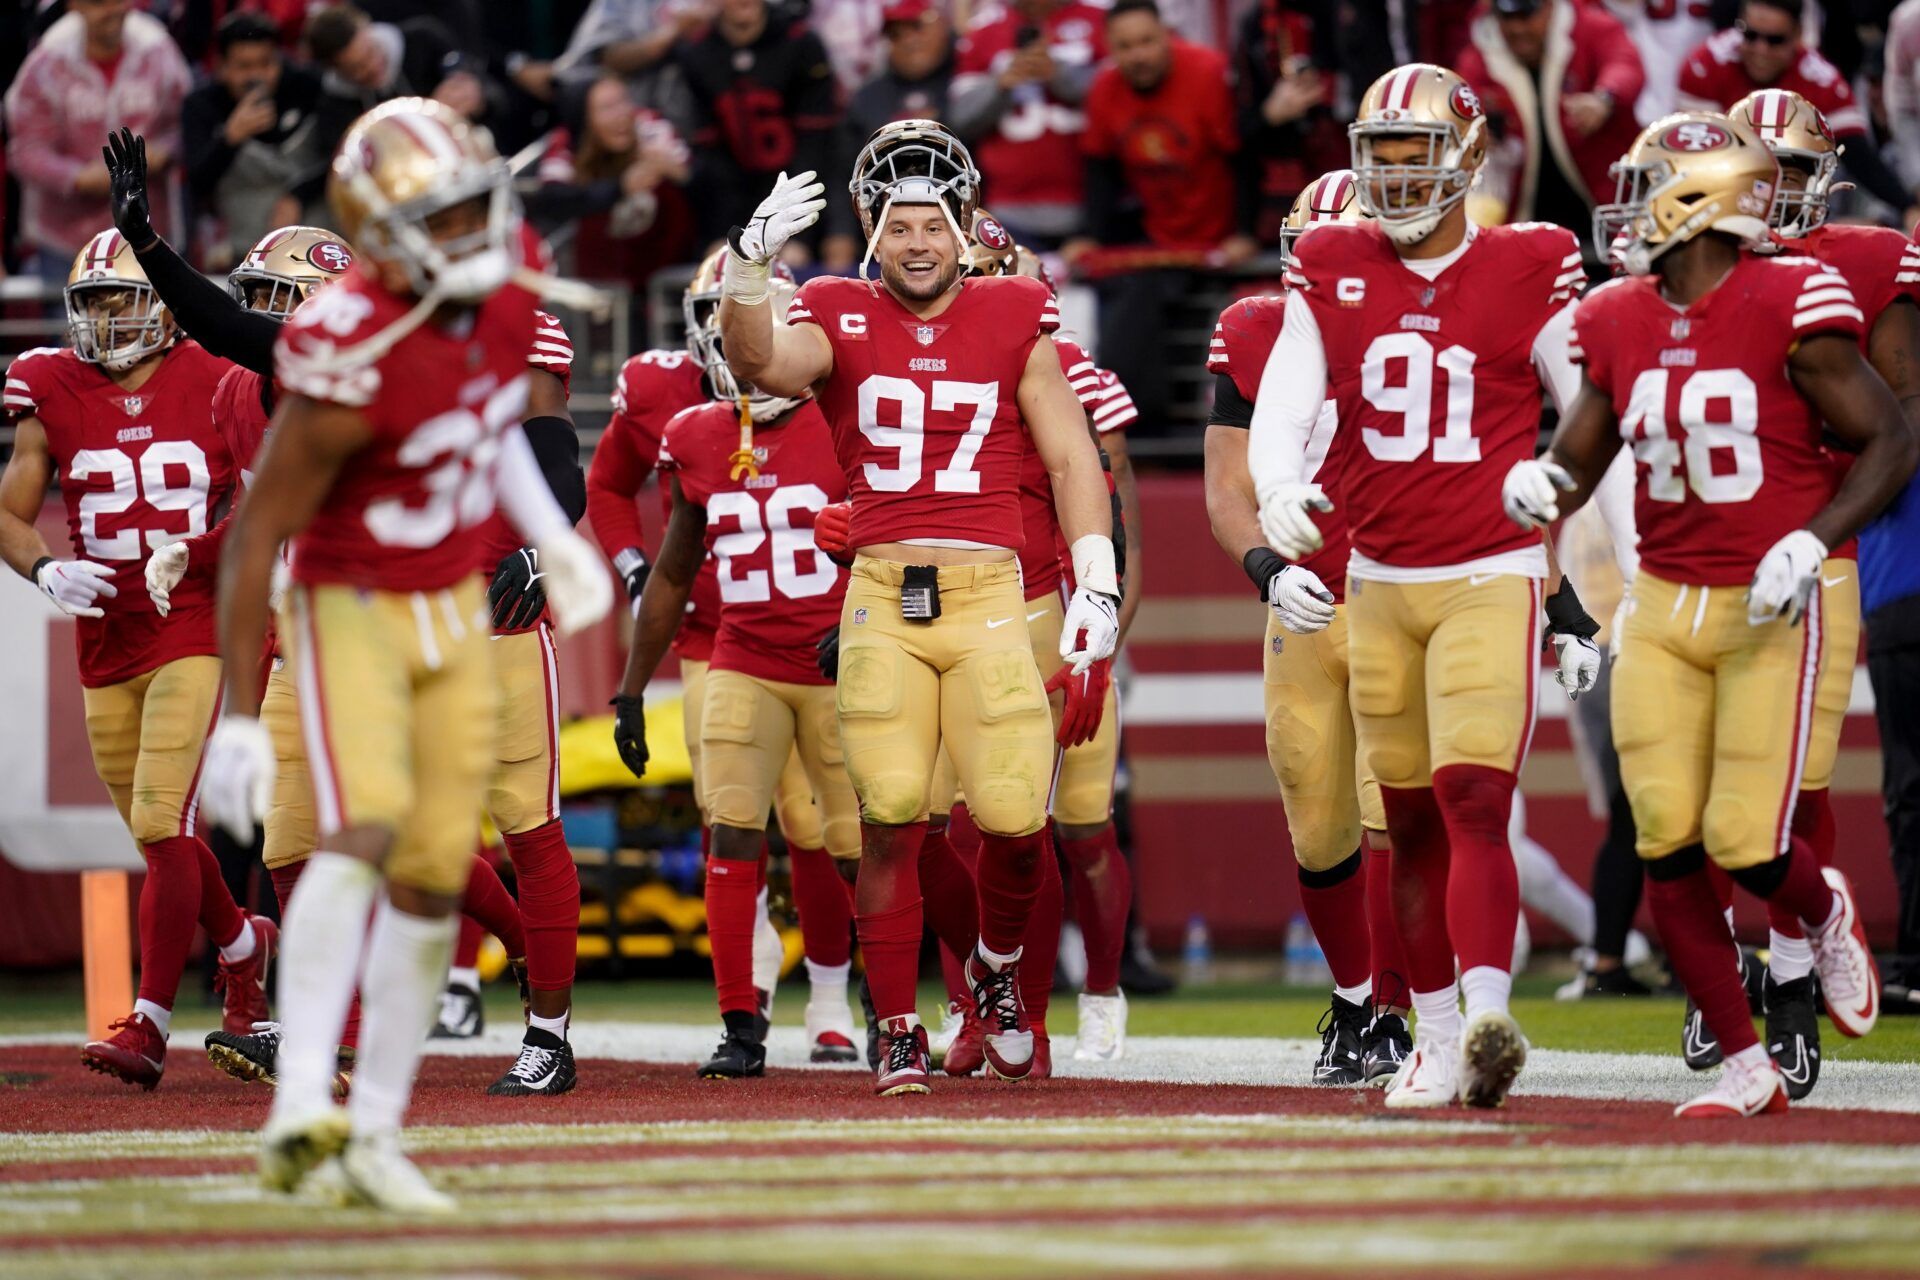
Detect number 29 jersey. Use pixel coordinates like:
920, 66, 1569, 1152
1570, 254, 1860, 586
1288, 221, 1583, 572
787, 273, 1060, 551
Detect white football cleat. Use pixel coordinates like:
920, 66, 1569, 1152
259, 1107, 352, 1194
1459, 1009, 1528, 1109
928, 998, 967, 1065
1809, 867, 1880, 1039
338, 1131, 457, 1213
1383, 1037, 1462, 1110
1674, 1052, 1789, 1119
803, 994, 860, 1064
1073, 991, 1129, 1062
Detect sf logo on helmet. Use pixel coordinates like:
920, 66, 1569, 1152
1663, 122, 1731, 152
1449, 84, 1482, 120
975, 216, 1012, 251
309, 242, 354, 274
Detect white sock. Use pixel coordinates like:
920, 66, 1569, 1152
1333, 979, 1373, 1007
1411, 984, 1461, 1046
447, 966, 480, 991
218, 918, 257, 964
1769, 931, 1815, 983
348, 900, 456, 1138
528, 1009, 569, 1039
270, 853, 380, 1120
1728, 1042, 1770, 1073
805, 959, 850, 996
977, 942, 1022, 972
1460, 965, 1513, 1022
133, 998, 172, 1038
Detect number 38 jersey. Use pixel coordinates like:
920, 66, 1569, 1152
4, 341, 237, 686
274, 269, 539, 592
787, 274, 1060, 551
1571, 254, 1861, 586
659, 398, 848, 686
1289, 221, 1583, 572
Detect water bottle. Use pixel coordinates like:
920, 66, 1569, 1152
1284, 912, 1332, 988
1182, 913, 1213, 985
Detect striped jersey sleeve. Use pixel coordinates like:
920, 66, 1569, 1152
2, 347, 61, 418
1039, 293, 1062, 333
1206, 316, 1230, 375
527, 310, 574, 394
1898, 238, 1920, 297
1791, 263, 1866, 339
1090, 368, 1138, 434
1549, 241, 1587, 307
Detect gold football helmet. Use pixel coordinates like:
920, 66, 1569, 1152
1278, 169, 1370, 270
684, 247, 804, 424
228, 225, 356, 317
1601, 112, 1778, 276
849, 119, 981, 275
1349, 64, 1487, 244
66, 229, 174, 371
1729, 88, 1844, 237
328, 97, 513, 302
960, 208, 1053, 288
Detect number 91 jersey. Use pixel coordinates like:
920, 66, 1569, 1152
659, 399, 847, 686
1289, 221, 1583, 570
788, 274, 1060, 551
1571, 255, 1860, 586
274, 268, 538, 591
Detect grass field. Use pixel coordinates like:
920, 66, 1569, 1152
3, 969, 1917, 1277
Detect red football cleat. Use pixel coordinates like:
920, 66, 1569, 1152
942, 998, 986, 1077
874, 1017, 931, 1096
214, 915, 276, 1036
1029, 1022, 1051, 1081
965, 948, 1033, 1081
82, 1012, 167, 1091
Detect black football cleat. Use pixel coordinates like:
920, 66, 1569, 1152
698, 1012, 767, 1079
859, 975, 881, 1070
488, 1028, 577, 1097
206, 1024, 279, 1086
1681, 998, 1723, 1071
1739, 945, 1766, 1015
1311, 994, 1368, 1086
1580, 966, 1655, 997
1360, 1010, 1412, 1087
752, 987, 773, 1045
1764, 973, 1822, 1101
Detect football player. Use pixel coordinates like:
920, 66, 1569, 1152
0, 229, 271, 1091
1206, 170, 1412, 1088
1248, 64, 1590, 1110
201, 99, 611, 1209
1724, 88, 1920, 1098
1505, 111, 1911, 1118
718, 120, 1119, 1095
614, 247, 859, 1079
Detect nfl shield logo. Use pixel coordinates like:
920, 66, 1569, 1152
853, 607, 868, 625
1418, 287, 1436, 308
914, 325, 936, 347
1671, 318, 1691, 340
122, 396, 145, 416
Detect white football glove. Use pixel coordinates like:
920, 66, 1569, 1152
200, 715, 275, 843
1059, 587, 1121, 676
1268, 565, 1336, 634
1747, 529, 1827, 627
145, 541, 189, 616
34, 557, 118, 618
731, 170, 827, 265
1256, 482, 1333, 561
1502, 458, 1576, 530
536, 527, 614, 637
1552, 633, 1602, 700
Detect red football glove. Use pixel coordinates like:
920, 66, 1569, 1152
813, 500, 853, 565
1044, 657, 1111, 748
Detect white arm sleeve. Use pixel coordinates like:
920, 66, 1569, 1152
1592, 446, 1640, 581
497, 424, 575, 547
1247, 290, 1328, 501
1531, 302, 1582, 415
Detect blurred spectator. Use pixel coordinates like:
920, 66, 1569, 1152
1457, 0, 1643, 251
529, 73, 695, 288
847, 0, 956, 137
1860, 469, 1920, 1011
4, 0, 191, 284
950, 0, 1107, 245
1884, 0, 1920, 186
551, 0, 712, 103
1067, 0, 1250, 430
181, 11, 324, 268
1232, 0, 1344, 242
814, 0, 889, 95
676, 0, 847, 263
1678, 0, 1919, 217
169, 0, 312, 65
1602, 0, 1713, 122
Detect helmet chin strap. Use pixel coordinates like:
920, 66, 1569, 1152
859, 191, 971, 285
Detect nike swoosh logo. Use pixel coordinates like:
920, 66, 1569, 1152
523, 1067, 560, 1090
1684, 1016, 1715, 1058
1773, 1037, 1814, 1085
1824, 575, 1848, 588
985, 618, 1014, 629
1469, 573, 1499, 586
1027, 609, 1049, 622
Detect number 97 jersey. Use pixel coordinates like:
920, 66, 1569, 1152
788, 273, 1060, 551
1570, 255, 1860, 586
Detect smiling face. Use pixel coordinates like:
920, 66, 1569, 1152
1738, 2, 1799, 82
875, 203, 961, 302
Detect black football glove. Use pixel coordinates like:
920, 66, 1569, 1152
613, 546, 651, 606
815, 625, 841, 681
103, 128, 156, 251
488, 547, 548, 631
611, 693, 648, 778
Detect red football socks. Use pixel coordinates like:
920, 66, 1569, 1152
461, 852, 526, 960
1381, 785, 1457, 995
1649, 866, 1761, 1056
1058, 825, 1131, 994
1298, 851, 1371, 994
975, 829, 1049, 956
919, 823, 981, 965
705, 848, 763, 1016
135, 836, 203, 1010
1432, 764, 1521, 976
1770, 791, 1837, 941
856, 821, 928, 1021
788, 844, 854, 967
1365, 836, 1410, 1008
451, 914, 484, 970
191, 837, 246, 950
1019, 838, 1063, 1023
504, 820, 579, 993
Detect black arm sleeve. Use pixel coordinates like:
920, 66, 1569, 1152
1207, 371, 1254, 428
132, 237, 281, 374
1840, 139, 1912, 213
524, 415, 587, 526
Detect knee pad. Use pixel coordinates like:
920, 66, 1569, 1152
856, 774, 931, 828
1702, 794, 1768, 870
128, 797, 182, 846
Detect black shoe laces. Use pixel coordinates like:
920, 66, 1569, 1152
509, 1043, 556, 1080
973, 961, 1021, 1033
1372, 969, 1410, 1022
885, 1029, 921, 1075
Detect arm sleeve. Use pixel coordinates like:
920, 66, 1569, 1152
1246, 290, 1327, 500
133, 238, 281, 374
586, 417, 654, 556
1208, 370, 1254, 428
1592, 445, 1640, 580
524, 415, 587, 526
498, 423, 575, 546
1531, 301, 1582, 415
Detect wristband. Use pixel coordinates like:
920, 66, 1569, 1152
1069, 533, 1119, 597
1544, 576, 1601, 640
722, 237, 772, 303
1242, 547, 1285, 600
29, 556, 53, 586
613, 547, 648, 577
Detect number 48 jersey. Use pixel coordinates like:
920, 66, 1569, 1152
788, 274, 1060, 551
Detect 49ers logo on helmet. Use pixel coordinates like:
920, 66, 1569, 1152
1449, 84, 1482, 120
1662, 121, 1731, 152
308, 242, 354, 273
975, 216, 1012, 251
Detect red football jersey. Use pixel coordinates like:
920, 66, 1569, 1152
660, 399, 847, 686
1207, 295, 1351, 601
587, 349, 719, 660
275, 269, 539, 592
1678, 29, 1867, 136
1289, 221, 1583, 570
1082, 39, 1239, 249
4, 341, 237, 686
1015, 335, 1123, 598
1571, 255, 1861, 586
952, 3, 1106, 211
789, 274, 1060, 550
474, 310, 578, 634
213, 365, 271, 479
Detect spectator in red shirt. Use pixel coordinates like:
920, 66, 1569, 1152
1677, 0, 1918, 218
949, 0, 1107, 246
